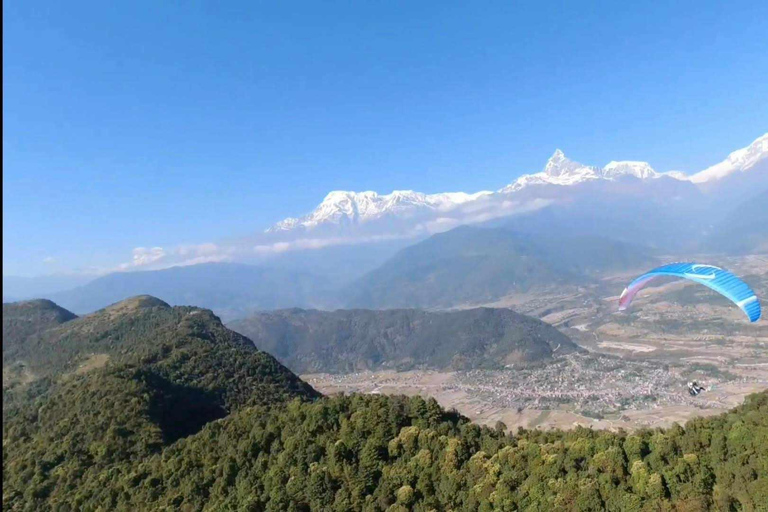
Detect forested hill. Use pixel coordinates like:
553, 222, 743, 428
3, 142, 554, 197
2, 299, 78, 345
3, 296, 321, 509
4, 388, 767, 510
229, 307, 579, 374
2, 296, 767, 510
3, 295, 319, 411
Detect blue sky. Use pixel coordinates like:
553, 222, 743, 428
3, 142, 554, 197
4, 0, 768, 276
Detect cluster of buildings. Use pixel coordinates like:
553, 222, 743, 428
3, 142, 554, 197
453, 354, 734, 416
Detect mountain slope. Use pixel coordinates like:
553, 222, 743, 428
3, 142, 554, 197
49, 262, 334, 320
2, 296, 320, 509
5, 386, 767, 511
690, 133, 768, 183
499, 180, 707, 250
2, 296, 319, 409
347, 226, 655, 309
229, 307, 579, 373
704, 189, 768, 254
2, 299, 77, 346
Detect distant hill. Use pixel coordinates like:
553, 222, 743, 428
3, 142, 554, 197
49, 262, 335, 320
347, 226, 655, 309
228, 307, 580, 373
2, 299, 77, 346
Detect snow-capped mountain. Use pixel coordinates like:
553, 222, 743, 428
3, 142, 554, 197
602, 160, 658, 180
498, 151, 686, 193
689, 133, 768, 183
267, 133, 767, 235
498, 150, 602, 192
267, 189, 492, 232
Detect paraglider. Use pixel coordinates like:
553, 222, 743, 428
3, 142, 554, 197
687, 381, 706, 396
618, 262, 761, 322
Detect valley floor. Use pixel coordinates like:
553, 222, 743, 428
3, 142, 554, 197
307, 254, 768, 431
304, 366, 766, 432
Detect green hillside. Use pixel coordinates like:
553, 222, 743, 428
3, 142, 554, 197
3, 296, 319, 411
3, 297, 767, 511
5, 387, 767, 511
2, 299, 78, 347
229, 307, 579, 374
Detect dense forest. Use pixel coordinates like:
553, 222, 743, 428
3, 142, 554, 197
3, 297, 767, 511
229, 307, 578, 374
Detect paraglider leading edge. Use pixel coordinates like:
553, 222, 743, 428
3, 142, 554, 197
618, 262, 761, 323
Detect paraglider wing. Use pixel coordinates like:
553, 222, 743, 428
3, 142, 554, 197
618, 262, 761, 322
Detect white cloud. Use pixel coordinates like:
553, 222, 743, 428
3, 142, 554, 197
106, 196, 554, 270
43, 256, 57, 264
118, 247, 167, 270
253, 233, 406, 255
248, 197, 553, 256
115, 243, 234, 272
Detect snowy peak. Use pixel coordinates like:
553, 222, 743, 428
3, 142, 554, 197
266, 189, 492, 232
543, 149, 596, 178
500, 150, 602, 192
267, 133, 765, 234
501, 150, 688, 193
543, 149, 566, 176
270, 217, 301, 231
690, 133, 768, 183
602, 161, 658, 180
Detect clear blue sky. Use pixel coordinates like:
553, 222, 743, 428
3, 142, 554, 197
4, 0, 768, 276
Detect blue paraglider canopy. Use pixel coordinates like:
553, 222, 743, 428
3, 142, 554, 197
619, 262, 761, 322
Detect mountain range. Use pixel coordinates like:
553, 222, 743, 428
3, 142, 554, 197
28, 227, 654, 318
46, 262, 335, 321
4, 133, 766, 314
266, 133, 767, 239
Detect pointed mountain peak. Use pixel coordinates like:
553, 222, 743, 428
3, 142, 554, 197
551, 148, 566, 159
543, 149, 591, 178
544, 149, 568, 168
